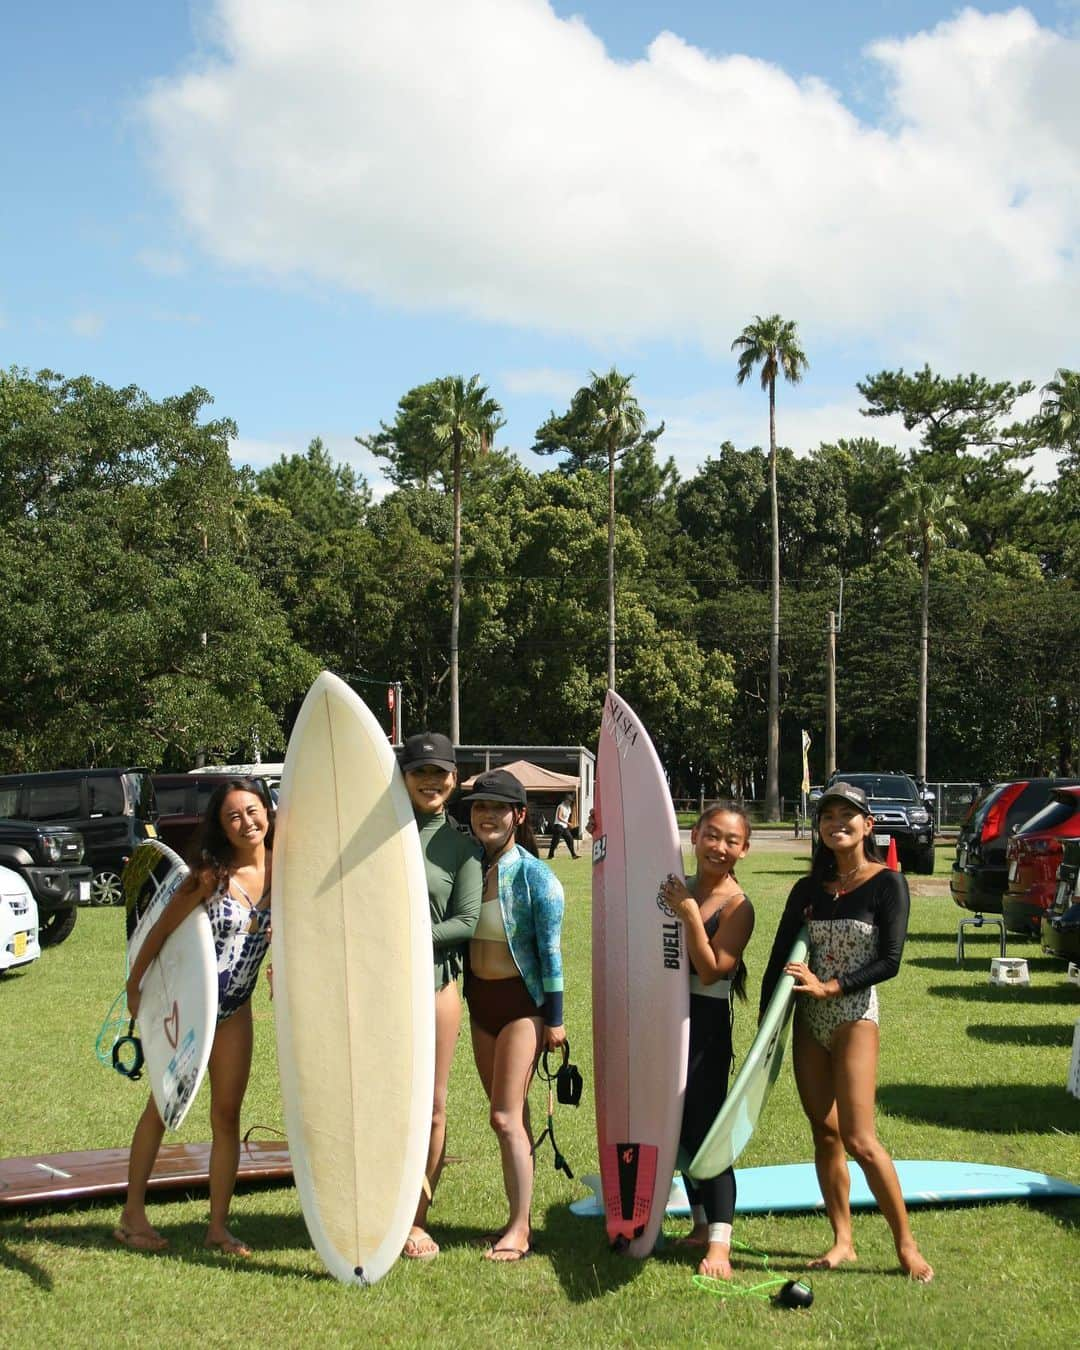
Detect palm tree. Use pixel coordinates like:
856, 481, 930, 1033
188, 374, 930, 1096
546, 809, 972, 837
429, 375, 504, 744
1040, 368, 1080, 454
732, 315, 808, 820
884, 478, 968, 780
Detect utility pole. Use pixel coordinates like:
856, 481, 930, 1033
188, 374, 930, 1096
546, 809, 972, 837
825, 610, 837, 778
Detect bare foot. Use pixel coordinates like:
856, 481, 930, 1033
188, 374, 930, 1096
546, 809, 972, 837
113, 1222, 168, 1253
402, 1227, 439, 1261
808, 1240, 857, 1270
698, 1242, 732, 1279
899, 1241, 934, 1284
203, 1230, 253, 1258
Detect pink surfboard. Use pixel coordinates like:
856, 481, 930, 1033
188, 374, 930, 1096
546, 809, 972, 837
592, 690, 688, 1257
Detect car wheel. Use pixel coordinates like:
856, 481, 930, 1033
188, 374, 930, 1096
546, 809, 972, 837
913, 844, 935, 875
92, 870, 123, 906
39, 905, 77, 947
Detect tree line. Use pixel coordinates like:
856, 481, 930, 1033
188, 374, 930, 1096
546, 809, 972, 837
1, 350, 1077, 806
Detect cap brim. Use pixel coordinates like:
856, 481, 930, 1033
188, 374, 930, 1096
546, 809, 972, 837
401, 758, 457, 773
464, 792, 525, 805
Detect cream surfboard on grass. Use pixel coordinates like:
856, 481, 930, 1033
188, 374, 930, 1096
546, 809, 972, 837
272, 671, 434, 1286
592, 689, 688, 1257
123, 839, 217, 1131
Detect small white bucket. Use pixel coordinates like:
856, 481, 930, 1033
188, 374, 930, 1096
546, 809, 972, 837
1067, 962, 1080, 987
1068, 1021, 1080, 1101
989, 957, 1030, 987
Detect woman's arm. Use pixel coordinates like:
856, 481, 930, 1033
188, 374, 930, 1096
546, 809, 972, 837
530, 864, 565, 1033
758, 879, 812, 1017
126, 868, 214, 1016
836, 871, 910, 994
431, 848, 483, 952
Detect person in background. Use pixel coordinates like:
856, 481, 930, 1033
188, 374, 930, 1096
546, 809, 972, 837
399, 732, 483, 1261
547, 794, 579, 859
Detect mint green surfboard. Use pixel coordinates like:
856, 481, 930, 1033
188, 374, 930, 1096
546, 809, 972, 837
686, 926, 809, 1181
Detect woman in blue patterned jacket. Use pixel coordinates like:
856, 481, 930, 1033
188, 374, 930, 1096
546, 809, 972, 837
461, 769, 565, 1263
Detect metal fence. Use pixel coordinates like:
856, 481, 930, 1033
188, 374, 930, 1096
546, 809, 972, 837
674, 782, 980, 832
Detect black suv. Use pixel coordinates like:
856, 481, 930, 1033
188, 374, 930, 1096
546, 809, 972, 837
0, 768, 159, 906
814, 772, 936, 874
0, 819, 92, 946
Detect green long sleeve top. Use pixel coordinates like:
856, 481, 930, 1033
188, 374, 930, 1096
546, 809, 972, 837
416, 810, 483, 989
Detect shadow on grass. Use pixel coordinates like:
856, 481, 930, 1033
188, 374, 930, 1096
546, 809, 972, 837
925, 983, 1080, 1004
967, 1022, 1076, 1047
0, 1227, 53, 1290
534, 1202, 647, 1302
878, 1082, 1080, 1134
908, 955, 1065, 975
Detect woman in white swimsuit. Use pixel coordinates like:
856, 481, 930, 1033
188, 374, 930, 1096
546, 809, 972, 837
113, 779, 272, 1259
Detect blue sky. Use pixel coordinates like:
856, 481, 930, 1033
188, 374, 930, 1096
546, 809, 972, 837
3, 2, 1077, 491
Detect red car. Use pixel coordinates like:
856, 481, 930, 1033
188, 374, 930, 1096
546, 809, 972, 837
1003, 786, 1080, 936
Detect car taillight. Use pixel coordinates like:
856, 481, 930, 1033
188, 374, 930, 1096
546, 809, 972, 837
1021, 838, 1061, 857
982, 783, 1027, 844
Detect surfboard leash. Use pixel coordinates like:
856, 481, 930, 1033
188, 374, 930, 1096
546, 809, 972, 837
94, 987, 144, 1079
692, 1240, 813, 1309
532, 1043, 582, 1181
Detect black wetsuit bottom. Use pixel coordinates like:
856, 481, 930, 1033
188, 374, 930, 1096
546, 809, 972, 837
680, 992, 736, 1225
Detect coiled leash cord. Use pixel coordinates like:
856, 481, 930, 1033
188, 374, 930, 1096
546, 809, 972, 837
532, 1042, 583, 1180
96, 988, 144, 1080
693, 1239, 813, 1309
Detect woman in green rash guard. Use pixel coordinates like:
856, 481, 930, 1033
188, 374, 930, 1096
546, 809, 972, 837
399, 731, 482, 1261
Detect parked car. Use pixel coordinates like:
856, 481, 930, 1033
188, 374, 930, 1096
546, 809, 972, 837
813, 771, 936, 873
0, 864, 41, 972
1003, 786, 1080, 936
0, 818, 90, 946
950, 778, 1080, 915
153, 773, 275, 859
1040, 838, 1080, 962
0, 768, 158, 906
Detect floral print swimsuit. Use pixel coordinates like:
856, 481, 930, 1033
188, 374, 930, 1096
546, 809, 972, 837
803, 917, 879, 1047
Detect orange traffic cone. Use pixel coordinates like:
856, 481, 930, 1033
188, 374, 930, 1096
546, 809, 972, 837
886, 837, 900, 871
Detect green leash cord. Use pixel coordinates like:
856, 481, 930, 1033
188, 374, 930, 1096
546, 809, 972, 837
691, 1239, 791, 1303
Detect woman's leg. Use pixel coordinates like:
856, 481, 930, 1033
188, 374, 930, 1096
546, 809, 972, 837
830, 1021, 933, 1283
115, 1093, 168, 1249
792, 1018, 856, 1268
484, 1015, 543, 1260
204, 1002, 254, 1253
407, 979, 462, 1255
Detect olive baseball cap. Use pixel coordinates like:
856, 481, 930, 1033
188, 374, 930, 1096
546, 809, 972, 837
816, 782, 871, 815
400, 732, 456, 773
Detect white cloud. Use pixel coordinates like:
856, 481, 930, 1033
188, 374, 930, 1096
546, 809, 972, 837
142, 2, 1080, 378
69, 312, 105, 338
500, 367, 583, 400
231, 431, 394, 497
136, 247, 188, 276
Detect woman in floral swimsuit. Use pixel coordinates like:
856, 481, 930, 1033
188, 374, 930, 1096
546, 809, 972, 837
114, 778, 272, 1259
760, 781, 933, 1284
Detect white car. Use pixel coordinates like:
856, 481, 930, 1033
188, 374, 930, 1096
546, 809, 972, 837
0, 864, 40, 971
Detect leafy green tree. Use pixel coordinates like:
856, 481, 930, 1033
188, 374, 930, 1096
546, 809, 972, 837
882, 479, 968, 779
732, 315, 809, 819
533, 368, 664, 691
257, 437, 370, 533
1039, 369, 1080, 459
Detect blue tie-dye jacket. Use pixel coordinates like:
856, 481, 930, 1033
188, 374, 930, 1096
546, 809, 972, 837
492, 845, 565, 1026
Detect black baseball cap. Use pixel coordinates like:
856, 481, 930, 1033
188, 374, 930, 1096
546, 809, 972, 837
460, 769, 527, 807
400, 731, 456, 773
816, 782, 871, 815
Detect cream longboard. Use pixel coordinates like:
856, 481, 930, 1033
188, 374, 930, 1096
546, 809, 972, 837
272, 672, 434, 1286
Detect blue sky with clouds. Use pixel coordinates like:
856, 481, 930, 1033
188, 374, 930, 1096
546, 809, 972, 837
3, 2, 1077, 490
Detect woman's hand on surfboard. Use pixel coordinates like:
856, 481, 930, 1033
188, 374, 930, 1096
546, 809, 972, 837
658, 873, 694, 919
544, 1023, 567, 1052
785, 961, 835, 999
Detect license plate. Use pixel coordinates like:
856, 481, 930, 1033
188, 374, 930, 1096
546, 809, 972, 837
874, 833, 889, 847
957, 846, 967, 868
13, 931, 26, 957
1008, 859, 1018, 881
1057, 881, 1071, 912
145, 824, 157, 839
79, 880, 91, 902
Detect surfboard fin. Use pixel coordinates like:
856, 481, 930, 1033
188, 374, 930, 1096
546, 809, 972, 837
600, 1142, 657, 1248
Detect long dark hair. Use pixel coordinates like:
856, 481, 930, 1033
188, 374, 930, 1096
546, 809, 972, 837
809, 823, 886, 886
190, 777, 274, 887
694, 799, 751, 1002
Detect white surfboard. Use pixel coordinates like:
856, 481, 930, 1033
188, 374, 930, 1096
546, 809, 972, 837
272, 671, 434, 1286
592, 689, 688, 1258
123, 840, 217, 1131
687, 927, 809, 1180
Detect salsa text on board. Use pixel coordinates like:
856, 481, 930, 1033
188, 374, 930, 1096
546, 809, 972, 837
603, 695, 638, 759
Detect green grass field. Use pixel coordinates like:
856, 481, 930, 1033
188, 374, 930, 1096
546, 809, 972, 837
3, 849, 1078, 1348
